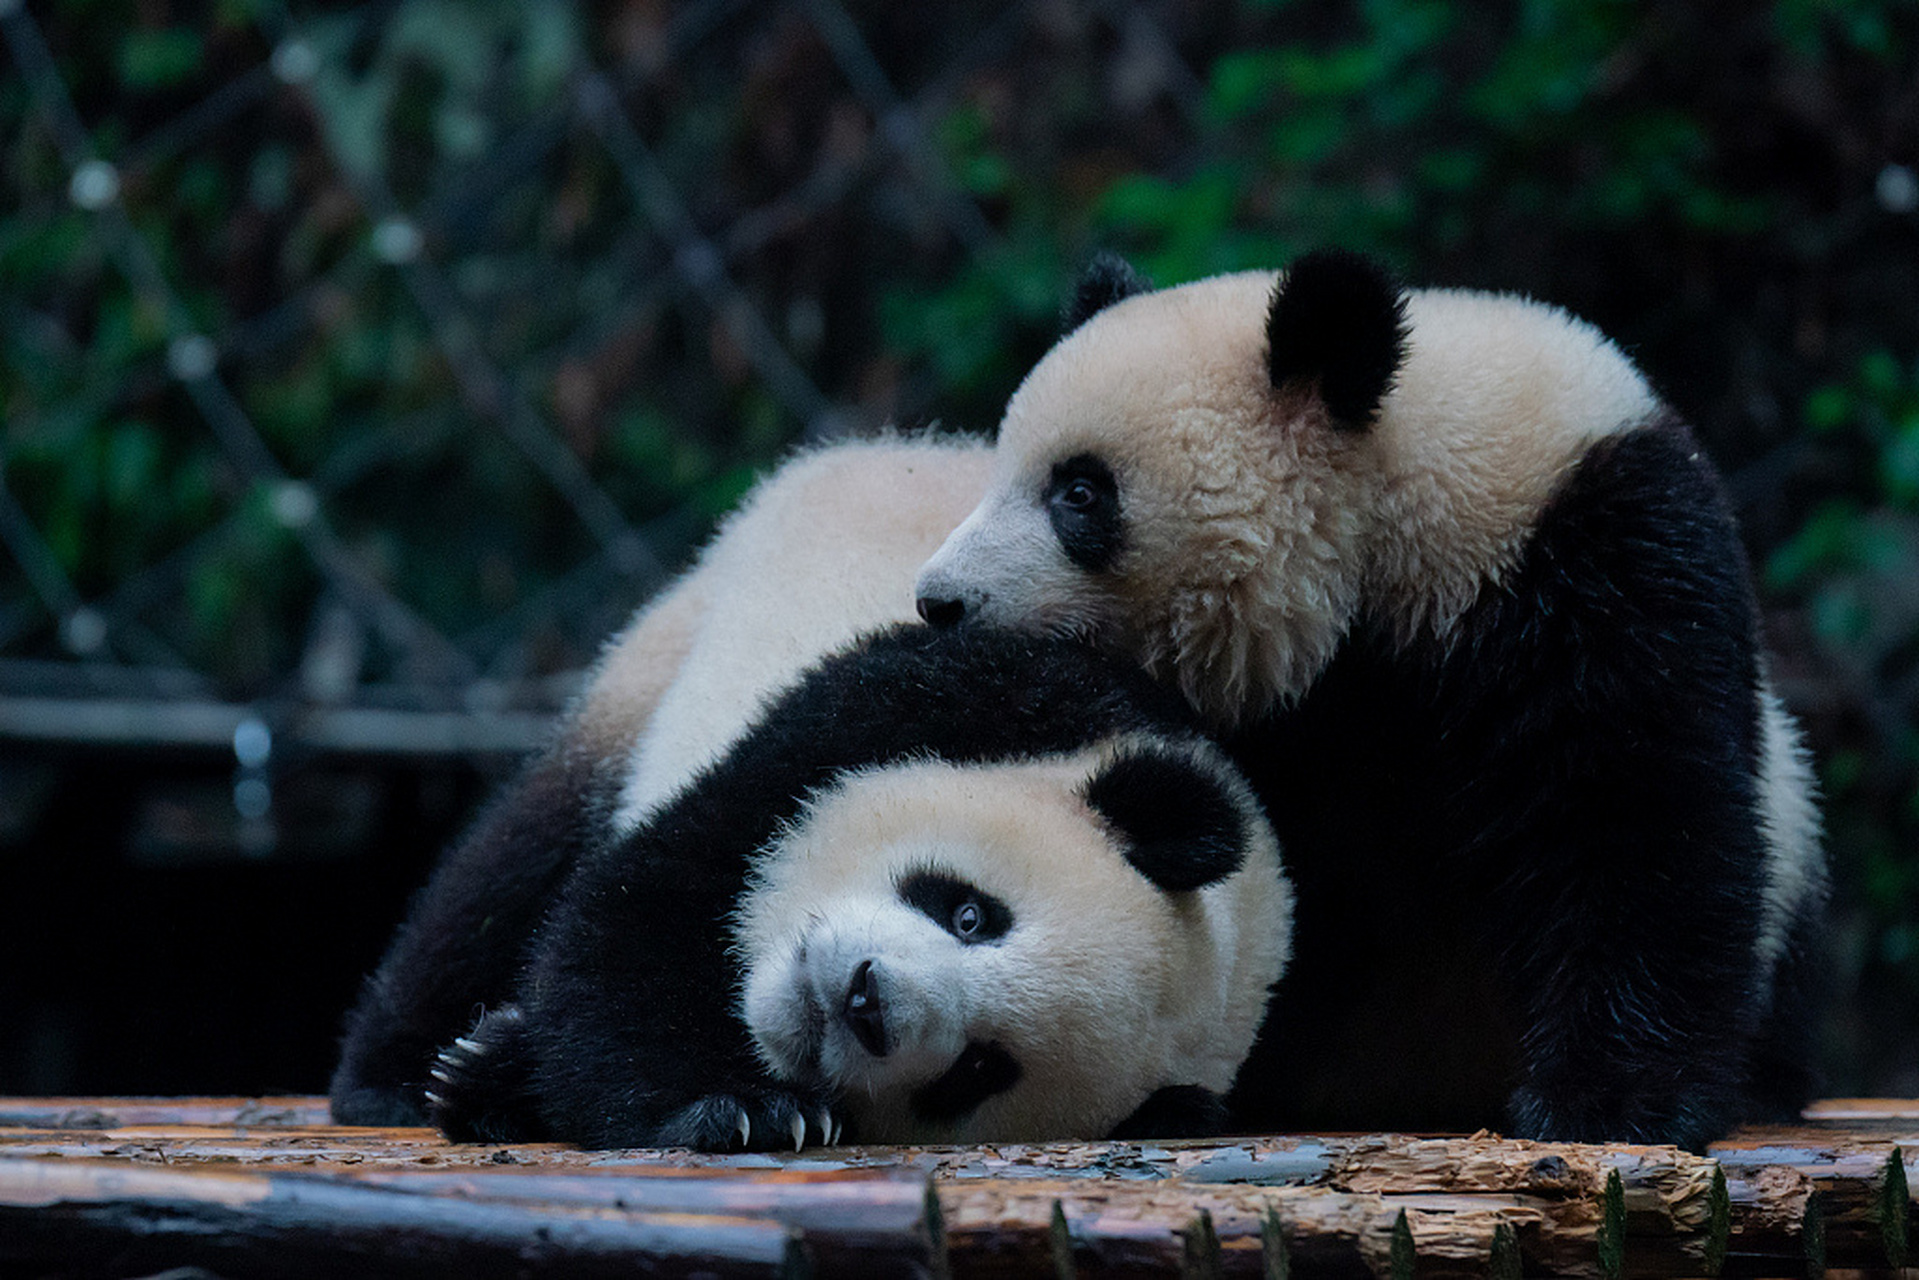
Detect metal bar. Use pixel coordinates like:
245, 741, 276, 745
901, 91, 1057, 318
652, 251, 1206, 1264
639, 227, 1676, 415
0, 694, 553, 756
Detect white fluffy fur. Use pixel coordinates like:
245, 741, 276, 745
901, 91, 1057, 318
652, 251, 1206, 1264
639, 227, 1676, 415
609, 434, 994, 831
1753, 678, 1826, 978
917, 270, 1659, 722
735, 739, 1291, 1144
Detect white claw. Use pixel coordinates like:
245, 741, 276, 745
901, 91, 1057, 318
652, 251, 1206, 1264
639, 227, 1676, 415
736, 1111, 751, 1149
814, 1108, 832, 1144
453, 1036, 485, 1055
428, 1066, 452, 1084
828, 1116, 841, 1146
790, 1113, 806, 1152
422, 1090, 445, 1109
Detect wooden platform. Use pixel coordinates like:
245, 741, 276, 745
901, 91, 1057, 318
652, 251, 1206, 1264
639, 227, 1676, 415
1, 1098, 1912, 1278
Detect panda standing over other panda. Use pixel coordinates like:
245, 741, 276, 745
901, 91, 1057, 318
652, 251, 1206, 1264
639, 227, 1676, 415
331, 436, 1293, 1150
916, 250, 1828, 1151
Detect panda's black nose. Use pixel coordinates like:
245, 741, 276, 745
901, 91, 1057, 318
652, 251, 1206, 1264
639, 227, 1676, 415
843, 959, 888, 1057
916, 595, 965, 628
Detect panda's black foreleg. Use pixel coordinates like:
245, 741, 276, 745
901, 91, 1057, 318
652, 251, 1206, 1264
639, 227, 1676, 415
1470, 741, 1773, 1152
1442, 423, 1781, 1152
427, 1005, 546, 1143
328, 740, 615, 1127
482, 794, 842, 1152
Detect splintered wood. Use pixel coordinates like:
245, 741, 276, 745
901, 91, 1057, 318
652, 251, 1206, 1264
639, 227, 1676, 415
0, 1098, 1913, 1278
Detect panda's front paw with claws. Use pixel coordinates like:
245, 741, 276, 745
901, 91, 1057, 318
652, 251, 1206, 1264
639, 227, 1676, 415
427, 1005, 544, 1143
655, 1089, 840, 1152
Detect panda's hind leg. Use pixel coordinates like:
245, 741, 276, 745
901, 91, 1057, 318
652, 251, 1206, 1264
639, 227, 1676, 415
1744, 907, 1827, 1122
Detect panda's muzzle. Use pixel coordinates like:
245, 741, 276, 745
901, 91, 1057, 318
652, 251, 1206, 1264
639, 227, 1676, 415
843, 958, 889, 1057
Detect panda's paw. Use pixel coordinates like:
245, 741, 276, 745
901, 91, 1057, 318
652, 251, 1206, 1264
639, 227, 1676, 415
427, 1005, 544, 1143
1508, 1078, 1733, 1153
655, 1088, 840, 1153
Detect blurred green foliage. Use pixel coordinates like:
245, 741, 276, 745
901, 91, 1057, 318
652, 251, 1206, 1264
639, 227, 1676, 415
2, 0, 1916, 1090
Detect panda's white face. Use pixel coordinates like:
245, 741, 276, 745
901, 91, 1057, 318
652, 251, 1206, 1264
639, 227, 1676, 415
916, 272, 1381, 724
919, 261, 1676, 723
734, 741, 1290, 1144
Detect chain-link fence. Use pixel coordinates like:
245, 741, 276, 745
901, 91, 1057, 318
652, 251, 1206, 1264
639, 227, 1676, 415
1, 1, 1058, 777
0, 0, 1249, 1092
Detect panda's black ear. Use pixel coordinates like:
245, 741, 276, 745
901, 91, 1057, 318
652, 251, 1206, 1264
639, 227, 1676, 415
1063, 252, 1151, 334
1082, 742, 1249, 893
1266, 248, 1409, 429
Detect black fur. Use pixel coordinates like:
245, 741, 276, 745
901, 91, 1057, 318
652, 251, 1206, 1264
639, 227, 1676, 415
328, 738, 617, 1127
1265, 248, 1409, 428
1228, 419, 1821, 1151
1063, 252, 1151, 334
910, 1041, 1023, 1123
410, 624, 1210, 1149
1045, 454, 1125, 573
1083, 745, 1249, 893
1108, 1084, 1233, 1140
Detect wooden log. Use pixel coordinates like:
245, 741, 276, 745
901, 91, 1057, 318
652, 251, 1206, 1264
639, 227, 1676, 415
5, 1099, 1918, 1278
0, 1154, 943, 1278
0, 1156, 806, 1279
0, 1096, 329, 1129
939, 1180, 1572, 1279
343, 1163, 945, 1274
1714, 1131, 1915, 1272
1804, 1101, 1919, 1122
981, 1135, 1729, 1279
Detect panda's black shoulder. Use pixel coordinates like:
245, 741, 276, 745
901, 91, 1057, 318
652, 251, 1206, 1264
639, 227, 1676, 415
756, 624, 1201, 765
603, 625, 1201, 889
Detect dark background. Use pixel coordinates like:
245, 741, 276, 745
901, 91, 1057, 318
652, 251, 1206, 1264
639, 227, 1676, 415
2, 0, 1916, 1101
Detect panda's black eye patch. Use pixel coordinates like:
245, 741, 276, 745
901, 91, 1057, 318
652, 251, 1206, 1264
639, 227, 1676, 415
898, 871, 1012, 944
1044, 454, 1123, 573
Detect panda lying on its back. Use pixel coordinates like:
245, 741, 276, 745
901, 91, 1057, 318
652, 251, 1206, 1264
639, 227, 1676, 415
916, 252, 1827, 1151
331, 437, 1291, 1150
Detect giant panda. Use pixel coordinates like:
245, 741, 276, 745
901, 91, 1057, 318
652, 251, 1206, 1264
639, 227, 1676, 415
913, 251, 1827, 1151
330, 435, 1291, 1150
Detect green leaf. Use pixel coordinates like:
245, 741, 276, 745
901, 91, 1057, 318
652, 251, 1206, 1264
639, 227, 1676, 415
103, 421, 161, 513
1207, 51, 1292, 123
1823, 749, 1866, 797
1764, 500, 1864, 590
1803, 383, 1854, 433
119, 28, 203, 90
1880, 426, 1919, 507
1861, 348, 1906, 400
1809, 585, 1870, 644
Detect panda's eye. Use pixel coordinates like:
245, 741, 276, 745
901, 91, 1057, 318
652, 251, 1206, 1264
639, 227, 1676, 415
1044, 454, 1123, 573
898, 871, 1013, 944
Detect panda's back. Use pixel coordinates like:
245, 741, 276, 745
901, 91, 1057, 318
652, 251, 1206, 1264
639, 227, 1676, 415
614, 434, 993, 827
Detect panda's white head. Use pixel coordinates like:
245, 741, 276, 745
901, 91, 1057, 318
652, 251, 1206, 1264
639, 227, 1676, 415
917, 251, 1665, 725
915, 252, 1408, 725
735, 733, 1290, 1144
